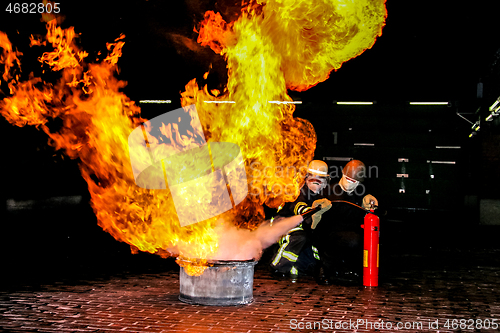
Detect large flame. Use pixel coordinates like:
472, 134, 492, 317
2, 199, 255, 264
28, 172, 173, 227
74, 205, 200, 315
0, 0, 386, 272
198, 0, 387, 91
0, 20, 220, 264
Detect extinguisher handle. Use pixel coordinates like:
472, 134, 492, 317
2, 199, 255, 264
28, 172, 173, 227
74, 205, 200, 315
366, 207, 381, 216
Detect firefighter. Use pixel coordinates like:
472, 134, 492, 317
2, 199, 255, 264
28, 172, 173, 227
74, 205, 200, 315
269, 160, 332, 282
313, 159, 378, 285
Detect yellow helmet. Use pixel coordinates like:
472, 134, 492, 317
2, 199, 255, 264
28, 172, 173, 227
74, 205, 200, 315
307, 160, 329, 178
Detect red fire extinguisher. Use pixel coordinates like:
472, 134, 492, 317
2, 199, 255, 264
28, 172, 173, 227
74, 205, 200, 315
361, 210, 380, 287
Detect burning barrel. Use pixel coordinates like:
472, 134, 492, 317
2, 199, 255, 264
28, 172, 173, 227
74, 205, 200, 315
177, 208, 322, 305
178, 259, 258, 306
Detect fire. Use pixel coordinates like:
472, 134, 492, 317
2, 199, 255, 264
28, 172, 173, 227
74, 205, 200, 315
182, 0, 387, 216
0, 20, 221, 265
0, 0, 386, 274
197, 0, 387, 92
0, 32, 22, 84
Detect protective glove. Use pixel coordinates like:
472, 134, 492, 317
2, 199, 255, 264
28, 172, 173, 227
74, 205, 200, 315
311, 198, 332, 229
362, 194, 378, 210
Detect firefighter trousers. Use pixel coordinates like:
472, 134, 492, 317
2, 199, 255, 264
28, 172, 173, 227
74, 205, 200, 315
270, 227, 319, 276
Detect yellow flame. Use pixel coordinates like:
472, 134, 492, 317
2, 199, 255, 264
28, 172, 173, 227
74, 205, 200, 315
261, 0, 387, 91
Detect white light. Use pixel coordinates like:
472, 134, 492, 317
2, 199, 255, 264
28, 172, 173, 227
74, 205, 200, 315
486, 114, 494, 122
268, 101, 302, 104
410, 102, 449, 105
429, 161, 456, 164
337, 101, 374, 105
398, 158, 409, 162
399, 189, 405, 193
435, 146, 461, 149
324, 157, 352, 161
354, 143, 375, 146
139, 100, 171, 104
203, 101, 236, 103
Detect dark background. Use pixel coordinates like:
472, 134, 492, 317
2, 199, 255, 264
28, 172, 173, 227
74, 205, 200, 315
1, 0, 499, 282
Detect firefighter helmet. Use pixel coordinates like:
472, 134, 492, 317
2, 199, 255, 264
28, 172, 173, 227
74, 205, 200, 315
342, 160, 366, 182
307, 160, 329, 178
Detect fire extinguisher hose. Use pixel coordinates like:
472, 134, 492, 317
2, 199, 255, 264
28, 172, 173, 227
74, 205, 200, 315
299, 200, 378, 220
330, 200, 378, 213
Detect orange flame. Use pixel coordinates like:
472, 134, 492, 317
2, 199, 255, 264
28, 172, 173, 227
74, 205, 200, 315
0, 32, 22, 85
0, 0, 386, 274
1, 20, 221, 266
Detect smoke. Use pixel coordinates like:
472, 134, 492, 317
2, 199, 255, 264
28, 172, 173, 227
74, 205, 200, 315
169, 214, 304, 261
209, 214, 303, 260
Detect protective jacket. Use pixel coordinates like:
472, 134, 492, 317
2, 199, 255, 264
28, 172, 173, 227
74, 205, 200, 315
312, 180, 367, 276
270, 185, 325, 275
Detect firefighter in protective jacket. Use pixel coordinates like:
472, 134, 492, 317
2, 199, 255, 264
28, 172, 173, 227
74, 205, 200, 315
270, 160, 332, 281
